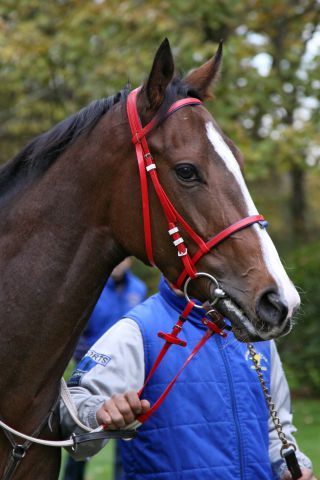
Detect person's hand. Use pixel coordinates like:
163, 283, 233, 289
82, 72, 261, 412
282, 468, 317, 480
96, 391, 150, 429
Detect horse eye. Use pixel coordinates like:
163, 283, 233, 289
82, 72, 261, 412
175, 164, 199, 182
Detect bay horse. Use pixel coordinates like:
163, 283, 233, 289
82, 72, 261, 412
0, 39, 300, 479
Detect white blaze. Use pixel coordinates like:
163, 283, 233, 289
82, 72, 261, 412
205, 121, 300, 318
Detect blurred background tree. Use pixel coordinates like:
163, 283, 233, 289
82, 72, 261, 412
0, 0, 319, 395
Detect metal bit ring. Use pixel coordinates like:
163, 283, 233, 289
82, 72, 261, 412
184, 272, 223, 308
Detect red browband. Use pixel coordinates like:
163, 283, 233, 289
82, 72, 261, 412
126, 87, 266, 288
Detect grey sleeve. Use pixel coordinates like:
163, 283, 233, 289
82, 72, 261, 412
60, 318, 145, 460
269, 340, 313, 479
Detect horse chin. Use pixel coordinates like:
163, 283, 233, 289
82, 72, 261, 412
215, 297, 259, 342
215, 296, 292, 342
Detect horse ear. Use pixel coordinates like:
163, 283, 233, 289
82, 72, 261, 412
185, 41, 223, 99
144, 38, 174, 110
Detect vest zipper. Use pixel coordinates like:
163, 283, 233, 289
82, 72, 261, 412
216, 336, 245, 480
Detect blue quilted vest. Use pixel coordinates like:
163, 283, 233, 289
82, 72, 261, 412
74, 271, 146, 361
121, 277, 274, 480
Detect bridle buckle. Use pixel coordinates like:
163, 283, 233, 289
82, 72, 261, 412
12, 445, 26, 460
184, 272, 224, 308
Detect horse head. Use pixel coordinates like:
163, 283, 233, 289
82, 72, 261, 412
112, 39, 300, 342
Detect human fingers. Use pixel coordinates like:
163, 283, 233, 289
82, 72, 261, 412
297, 469, 316, 480
281, 468, 317, 480
141, 399, 151, 413
124, 391, 148, 416
96, 394, 151, 429
112, 393, 136, 424
98, 397, 126, 429
96, 404, 112, 427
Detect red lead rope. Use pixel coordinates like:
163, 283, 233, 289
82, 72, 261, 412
138, 300, 195, 398
136, 301, 228, 424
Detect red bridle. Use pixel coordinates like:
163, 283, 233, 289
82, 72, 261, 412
126, 87, 266, 289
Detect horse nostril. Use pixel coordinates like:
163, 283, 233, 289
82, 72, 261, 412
256, 290, 289, 328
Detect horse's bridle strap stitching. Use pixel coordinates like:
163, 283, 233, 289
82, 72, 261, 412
127, 88, 208, 270
175, 214, 265, 288
144, 146, 209, 251
137, 143, 155, 266
126, 89, 155, 266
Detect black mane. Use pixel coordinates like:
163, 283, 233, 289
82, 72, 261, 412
0, 87, 130, 196
0, 77, 199, 198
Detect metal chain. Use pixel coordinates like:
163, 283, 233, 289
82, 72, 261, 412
247, 343, 296, 457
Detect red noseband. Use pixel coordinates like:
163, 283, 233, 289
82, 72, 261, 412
126, 87, 266, 288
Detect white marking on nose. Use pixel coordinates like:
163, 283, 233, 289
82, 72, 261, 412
205, 121, 300, 317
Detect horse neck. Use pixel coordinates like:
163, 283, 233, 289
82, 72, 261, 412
0, 107, 128, 424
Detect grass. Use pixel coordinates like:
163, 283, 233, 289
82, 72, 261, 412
59, 398, 320, 479
59, 441, 115, 480
82, 442, 115, 479
292, 398, 320, 476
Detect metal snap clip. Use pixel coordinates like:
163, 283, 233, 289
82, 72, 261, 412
280, 442, 297, 458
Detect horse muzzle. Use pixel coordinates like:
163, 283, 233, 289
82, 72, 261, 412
211, 285, 298, 342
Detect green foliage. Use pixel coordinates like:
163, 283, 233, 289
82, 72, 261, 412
292, 398, 320, 475
132, 258, 160, 296
0, 0, 319, 394
277, 240, 320, 395
1, 0, 319, 176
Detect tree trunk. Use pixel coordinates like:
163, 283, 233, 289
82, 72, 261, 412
289, 164, 307, 241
